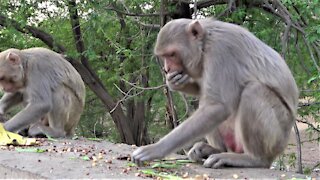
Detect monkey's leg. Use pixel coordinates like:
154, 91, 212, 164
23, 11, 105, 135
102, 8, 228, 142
28, 93, 69, 138
188, 131, 226, 162
188, 141, 223, 162
204, 82, 293, 168
27, 116, 50, 137
28, 119, 66, 138
63, 94, 83, 137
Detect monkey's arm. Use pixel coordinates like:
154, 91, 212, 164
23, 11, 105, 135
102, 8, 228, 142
4, 102, 51, 132
0, 93, 23, 114
132, 103, 228, 164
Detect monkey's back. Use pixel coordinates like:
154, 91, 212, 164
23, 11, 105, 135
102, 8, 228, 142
201, 19, 299, 115
22, 47, 86, 107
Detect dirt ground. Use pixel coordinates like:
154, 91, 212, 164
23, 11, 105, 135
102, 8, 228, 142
0, 122, 318, 179
285, 122, 320, 175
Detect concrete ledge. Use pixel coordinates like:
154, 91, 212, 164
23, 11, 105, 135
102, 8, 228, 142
0, 138, 309, 179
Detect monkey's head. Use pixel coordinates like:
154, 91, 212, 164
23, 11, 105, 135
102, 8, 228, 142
154, 19, 205, 78
0, 49, 25, 93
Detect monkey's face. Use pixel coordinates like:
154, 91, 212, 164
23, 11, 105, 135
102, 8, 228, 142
0, 52, 25, 93
154, 19, 205, 79
156, 45, 184, 74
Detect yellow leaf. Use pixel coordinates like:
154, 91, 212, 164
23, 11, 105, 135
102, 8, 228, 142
0, 123, 37, 146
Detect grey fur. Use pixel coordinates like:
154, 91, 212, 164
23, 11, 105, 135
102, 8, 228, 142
0, 47, 85, 138
132, 18, 299, 168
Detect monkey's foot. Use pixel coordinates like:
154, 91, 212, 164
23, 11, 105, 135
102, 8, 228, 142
132, 143, 165, 166
188, 142, 221, 162
203, 153, 270, 168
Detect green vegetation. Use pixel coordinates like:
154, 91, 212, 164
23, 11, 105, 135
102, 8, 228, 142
0, 0, 319, 174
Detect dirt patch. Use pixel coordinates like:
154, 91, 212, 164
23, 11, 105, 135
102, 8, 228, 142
285, 122, 320, 175
0, 132, 317, 179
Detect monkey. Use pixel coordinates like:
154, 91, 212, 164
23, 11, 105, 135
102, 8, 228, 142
132, 18, 299, 168
19, 115, 50, 138
0, 47, 86, 138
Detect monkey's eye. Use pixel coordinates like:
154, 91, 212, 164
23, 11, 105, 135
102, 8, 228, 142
0, 77, 4, 81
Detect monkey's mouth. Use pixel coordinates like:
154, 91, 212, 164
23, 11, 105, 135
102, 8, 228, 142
2, 87, 18, 93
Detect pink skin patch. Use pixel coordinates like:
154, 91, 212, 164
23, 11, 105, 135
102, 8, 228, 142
220, 130, 243, 153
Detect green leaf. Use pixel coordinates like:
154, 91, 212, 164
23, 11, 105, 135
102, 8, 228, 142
126, 162, 137, 167
175, 159, 194, 164
139, 169, 183, 180
307, 76, 318, 84
87, 137, 103, 141
47, 135, 58, 142
82, 156, 90, 161
151, 162, 179, 169
15, 148, 46, 153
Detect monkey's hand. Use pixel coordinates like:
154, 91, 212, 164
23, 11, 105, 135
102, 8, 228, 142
166, 71, 191, 91
132, 143, 165, 166
188, 142, 221, 163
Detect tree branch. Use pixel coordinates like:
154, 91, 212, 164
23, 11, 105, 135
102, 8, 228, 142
293, 122, 303, 174
0, 14, 66, 53
117, 0, 160, 29
106, 6, 164, 17
296, 119, 320, 133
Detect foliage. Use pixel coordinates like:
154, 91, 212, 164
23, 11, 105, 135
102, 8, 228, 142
0, 0, 320, 174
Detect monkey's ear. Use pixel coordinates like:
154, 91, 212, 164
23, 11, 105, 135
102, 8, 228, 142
6, 52, 21, 65
187, 21, 204, 40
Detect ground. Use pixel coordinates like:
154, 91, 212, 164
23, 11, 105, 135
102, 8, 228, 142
0, 122, 319, 179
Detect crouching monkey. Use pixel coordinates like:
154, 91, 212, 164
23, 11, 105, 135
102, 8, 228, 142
132, 18, 299, 168
0, 48, 85, 138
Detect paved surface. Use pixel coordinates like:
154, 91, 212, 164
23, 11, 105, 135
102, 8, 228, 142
0, 138, 311, 179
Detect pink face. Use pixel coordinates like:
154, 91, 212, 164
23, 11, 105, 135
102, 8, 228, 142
0, 51, 24, 93
157, 47, 184, 74
0, 74, 24, 93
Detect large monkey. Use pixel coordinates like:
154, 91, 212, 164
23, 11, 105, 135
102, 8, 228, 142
132, 18, 299, 168
0, 48, 85, 138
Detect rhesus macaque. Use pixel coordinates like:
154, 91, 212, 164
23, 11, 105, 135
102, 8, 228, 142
132, 18, 299, 168
0, 48, 86, 138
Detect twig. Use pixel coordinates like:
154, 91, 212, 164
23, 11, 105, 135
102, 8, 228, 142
110, 78, 166, 113
294, 31, 312, 75
110, 83, 145, 113
217, 0, 235, 18
194, 0, 198, 19
177, 93, 190, 122
293, 122, 303, 174
298, 101, 320, 107
300, 137, 320, 143
118, 0, 160, 29
296, 119, 320, 133
281, 22, 291, 58
121, 78, 166, 90
302, 35, 320, 72
312, 162, 320, 171
300, 89, 320, 93
106, 6, 163, 17
93, 120, 99, 138
114, 83, 135, 97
